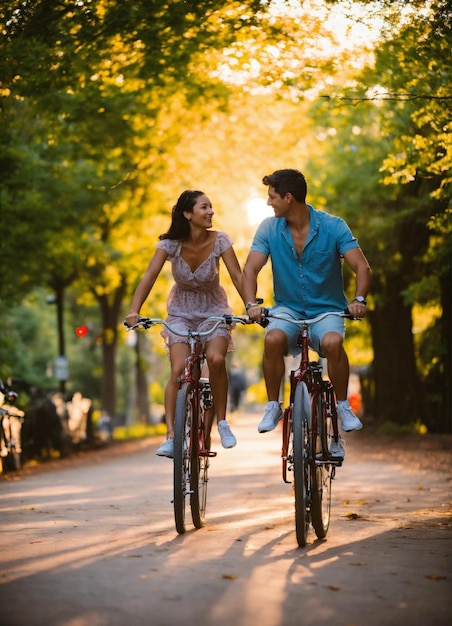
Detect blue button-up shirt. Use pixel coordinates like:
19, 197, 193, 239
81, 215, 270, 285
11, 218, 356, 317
250, 205, 359, 317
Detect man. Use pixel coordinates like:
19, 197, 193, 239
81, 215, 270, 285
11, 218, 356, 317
243, 169, 372, 457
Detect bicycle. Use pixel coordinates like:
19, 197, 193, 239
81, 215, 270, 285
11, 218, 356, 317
125, 314, 249, 534
0, 389, 24, 473
260, 309, 357, 547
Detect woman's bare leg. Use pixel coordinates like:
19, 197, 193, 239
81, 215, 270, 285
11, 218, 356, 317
164, 342, 188, 438
204, 336, 229, 427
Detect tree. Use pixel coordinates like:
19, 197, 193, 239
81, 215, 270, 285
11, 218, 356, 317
308, 0, 451, 431
0, 0, 287, 416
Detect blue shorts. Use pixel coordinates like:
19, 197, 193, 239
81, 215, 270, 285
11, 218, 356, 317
265, 306, 345, 358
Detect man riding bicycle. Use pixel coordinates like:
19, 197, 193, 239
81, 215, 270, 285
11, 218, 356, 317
243, 169, 372, 454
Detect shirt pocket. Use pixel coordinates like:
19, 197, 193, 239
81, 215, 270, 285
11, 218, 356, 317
304, 250, 335, 274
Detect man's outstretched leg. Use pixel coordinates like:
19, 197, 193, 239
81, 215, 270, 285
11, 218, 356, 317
258, 329, 286, 433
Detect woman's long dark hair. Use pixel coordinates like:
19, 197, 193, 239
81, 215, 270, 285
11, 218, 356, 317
159, 190, 204, 240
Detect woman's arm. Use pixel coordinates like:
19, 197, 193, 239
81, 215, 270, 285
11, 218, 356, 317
221, 245, 246, 305
125, 247, 168, 325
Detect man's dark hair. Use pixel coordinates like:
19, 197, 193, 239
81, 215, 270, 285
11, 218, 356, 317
262, 169, 307, 202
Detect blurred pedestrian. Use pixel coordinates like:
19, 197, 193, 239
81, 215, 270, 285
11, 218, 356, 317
228, 363, 247, 412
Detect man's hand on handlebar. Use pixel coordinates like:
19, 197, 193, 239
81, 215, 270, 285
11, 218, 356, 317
245, 297, 265, 323
345, 300, 367, 319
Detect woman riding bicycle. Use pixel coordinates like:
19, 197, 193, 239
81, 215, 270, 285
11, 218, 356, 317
125, 190, 245, 458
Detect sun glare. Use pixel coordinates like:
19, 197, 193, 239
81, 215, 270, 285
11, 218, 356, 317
246, 197, 274, 224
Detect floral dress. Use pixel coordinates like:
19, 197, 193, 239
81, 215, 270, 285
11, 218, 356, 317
156, 231, 235, 349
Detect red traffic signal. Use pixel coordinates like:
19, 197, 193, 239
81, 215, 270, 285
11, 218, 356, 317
75, 325, 89, 337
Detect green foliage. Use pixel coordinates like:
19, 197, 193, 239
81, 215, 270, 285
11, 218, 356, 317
1, 0, 285, 415
113, 422, 166, 441
306, 0, 450, 430
1, 0, 449, 430
0, 293, 56, 387
378, 420, 427, 436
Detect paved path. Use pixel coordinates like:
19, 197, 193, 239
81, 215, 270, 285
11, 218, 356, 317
0, 413, 451, 626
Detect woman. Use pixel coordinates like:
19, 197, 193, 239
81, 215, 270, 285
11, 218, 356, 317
125, 190, 245, 458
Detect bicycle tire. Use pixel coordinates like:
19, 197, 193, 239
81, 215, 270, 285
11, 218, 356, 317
191, 404, 211, 528
1, 448, 21, 472
282, 407, 291, 483
173, 382, 197, 534
12, 450, 21, 471
191, 454, 208, 528
292, 381, 311, 547
310, 393, 332, 539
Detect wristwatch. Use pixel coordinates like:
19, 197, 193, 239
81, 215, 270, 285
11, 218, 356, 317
246, 302, 257, 311
353, 296, 367, 305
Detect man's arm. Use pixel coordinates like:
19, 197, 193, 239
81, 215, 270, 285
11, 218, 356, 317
343, 247, 372, 317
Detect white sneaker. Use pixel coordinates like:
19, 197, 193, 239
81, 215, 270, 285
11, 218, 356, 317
329, 437, 346, 459
337, 404, 363, 432
218, 420, 237, 448
258, 402, 283, 433
156, 438, 174, 458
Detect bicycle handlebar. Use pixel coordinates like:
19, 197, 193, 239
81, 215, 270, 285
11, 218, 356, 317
124, 310, 358, 338
124, 314, 250, 339
261, 309, 358, 326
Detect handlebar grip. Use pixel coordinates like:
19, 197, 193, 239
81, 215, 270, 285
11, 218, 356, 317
258, 307, 270, 328
344, 307, 359, 320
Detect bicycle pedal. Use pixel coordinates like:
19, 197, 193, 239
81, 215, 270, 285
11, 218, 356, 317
199, 449, 217, 457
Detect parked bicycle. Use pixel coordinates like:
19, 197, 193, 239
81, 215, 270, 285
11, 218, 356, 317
0, 386, 24, 473
260, 308, 357, 547
126, 314, 249, 534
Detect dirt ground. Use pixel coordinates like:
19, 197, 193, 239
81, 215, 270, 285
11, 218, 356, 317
343, 426, 452, 472
5, 421, 451, 480
1, 414, 451, 626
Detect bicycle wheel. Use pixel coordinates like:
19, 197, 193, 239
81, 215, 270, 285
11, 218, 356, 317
282, 407, 291, 483
292, 381, 311, 547
173, 382, 197, 534
310, 393, 332, 539
191, 404, 211, 529
191, 454, 208, 528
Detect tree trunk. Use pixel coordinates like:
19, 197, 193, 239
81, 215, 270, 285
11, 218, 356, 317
135, 331, 150, 424
440, 268, 451, 432
427, 267, 452, 433
368, 294, 427, 426
97, 278, 127, 419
